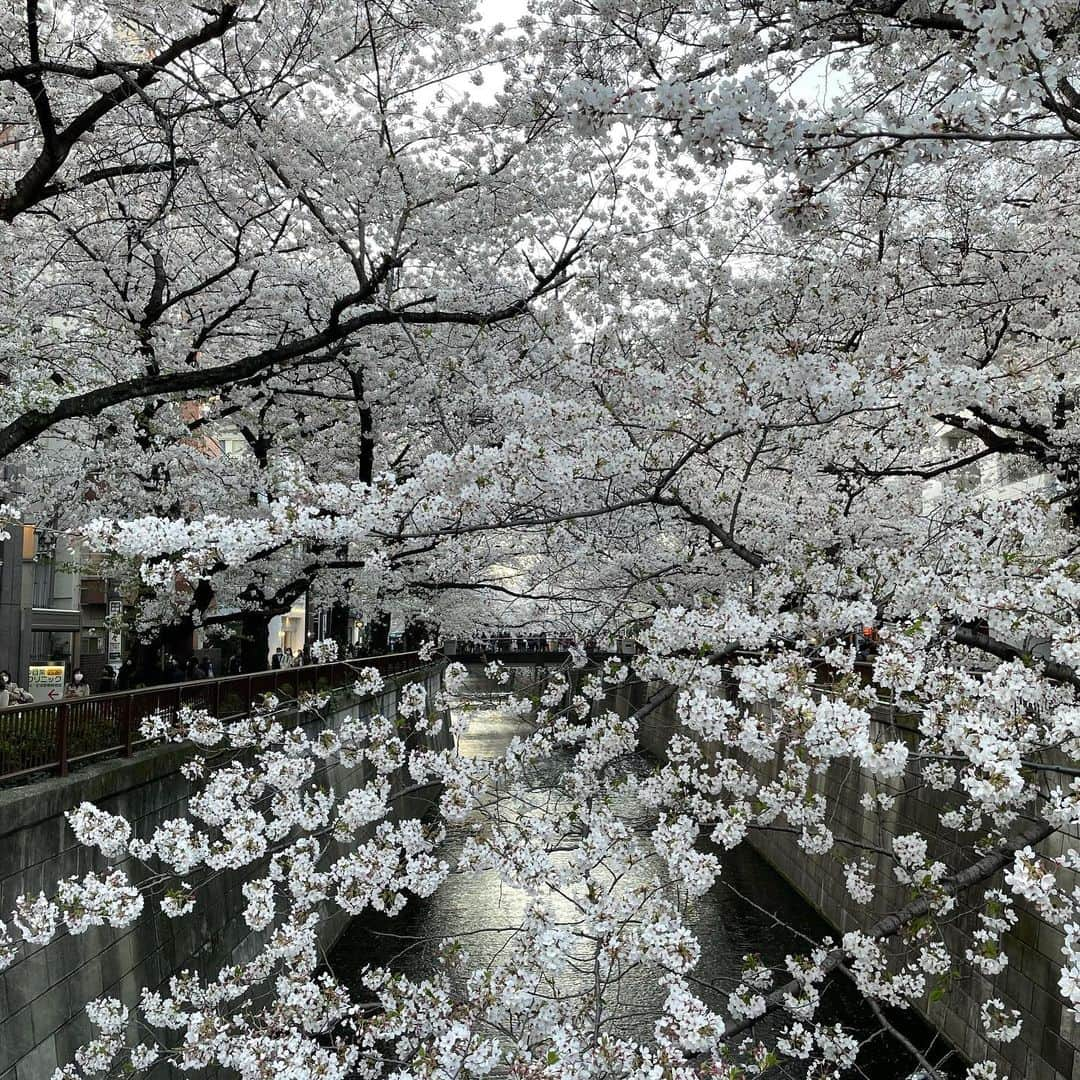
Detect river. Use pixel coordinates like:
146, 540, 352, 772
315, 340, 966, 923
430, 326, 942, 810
330, 668, 963, 1078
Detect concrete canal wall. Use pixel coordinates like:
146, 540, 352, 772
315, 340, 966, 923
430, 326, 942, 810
0, 663, 449, 1080
636, 687, 1077, 1080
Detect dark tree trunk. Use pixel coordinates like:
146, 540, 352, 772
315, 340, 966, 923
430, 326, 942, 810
367, 611, 391, 654
239, 610, 272, 673
132, 617, 193, 684
329, 599, 351, 655
131, 638, 164, 686
161, 619, 196, 664
402, 620, 424, 651
131, 577, 215, 684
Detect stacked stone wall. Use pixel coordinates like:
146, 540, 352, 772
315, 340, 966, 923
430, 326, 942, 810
0, 664, 448, 1080
637, 687, 1078, 1080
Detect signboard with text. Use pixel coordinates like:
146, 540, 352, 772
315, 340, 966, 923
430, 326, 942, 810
28, 664, 66, 703
107, 601, 123, 665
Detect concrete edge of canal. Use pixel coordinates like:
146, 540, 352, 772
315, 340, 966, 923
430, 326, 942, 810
0, 663, 450, 1080
635, 682, 1074, 1080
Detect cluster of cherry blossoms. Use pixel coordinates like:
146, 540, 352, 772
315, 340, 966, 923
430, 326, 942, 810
5, 1, 1080, 1078
4, 622, 1079, 1080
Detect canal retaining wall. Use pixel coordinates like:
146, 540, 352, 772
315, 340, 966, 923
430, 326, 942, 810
0, 663, 449, 1080
637, 686, 1077, 1080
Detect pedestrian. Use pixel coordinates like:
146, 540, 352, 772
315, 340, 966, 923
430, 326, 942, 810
226, 653, 243, 676
64, 669, 90, 698
283, 646, 295, 668
98, 666, 116, 694
0, 670, 32, 707
115, 657, 136, 691
271, 647, 283, 670
197, 658, 212, 680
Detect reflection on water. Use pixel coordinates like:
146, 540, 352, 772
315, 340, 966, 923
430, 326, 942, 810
330, 670, 963, 1078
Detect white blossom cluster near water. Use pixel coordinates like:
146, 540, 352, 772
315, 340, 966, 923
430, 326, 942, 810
2, 0, 1080, 1076
0, 644, 1069, 1080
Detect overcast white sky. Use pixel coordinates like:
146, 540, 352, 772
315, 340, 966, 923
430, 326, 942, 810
477, 0, 527, 27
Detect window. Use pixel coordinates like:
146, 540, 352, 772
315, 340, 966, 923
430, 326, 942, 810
31, 537, 57, 608
30, 631, 75, 666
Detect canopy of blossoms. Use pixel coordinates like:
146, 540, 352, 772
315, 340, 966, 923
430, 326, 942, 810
2, 1, 1080, 1078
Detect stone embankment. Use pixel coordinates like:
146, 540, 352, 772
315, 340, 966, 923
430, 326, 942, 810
0, 664, 448, 1080
637, 687, 1076, 1080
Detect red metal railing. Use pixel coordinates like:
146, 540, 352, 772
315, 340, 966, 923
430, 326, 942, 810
0, 652, 422, 784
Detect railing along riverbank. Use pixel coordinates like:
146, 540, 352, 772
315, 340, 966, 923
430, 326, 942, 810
0, 651, 421, 783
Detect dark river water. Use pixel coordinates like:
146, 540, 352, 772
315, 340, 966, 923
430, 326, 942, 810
330, 670, 963, 1078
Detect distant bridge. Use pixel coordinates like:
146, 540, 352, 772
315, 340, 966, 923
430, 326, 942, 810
449, 649, 631, 665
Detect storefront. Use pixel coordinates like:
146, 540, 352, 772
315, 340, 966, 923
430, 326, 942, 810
268, 596, 307, 658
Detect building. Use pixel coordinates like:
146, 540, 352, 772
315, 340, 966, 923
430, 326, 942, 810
0, 520, 121, 686
926, 422, 1047, 505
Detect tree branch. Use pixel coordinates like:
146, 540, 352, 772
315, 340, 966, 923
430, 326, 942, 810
722, 816, 1054, 1041
0, 4, 240, 221
0, 249, 578, 459
952, 624, 1080, 692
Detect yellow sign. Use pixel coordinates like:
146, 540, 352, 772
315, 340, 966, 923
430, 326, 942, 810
28, 664, 66, 703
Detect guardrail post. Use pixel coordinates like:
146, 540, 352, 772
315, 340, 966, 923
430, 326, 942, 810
56, 703, 70, 777
123, 694, 135, 757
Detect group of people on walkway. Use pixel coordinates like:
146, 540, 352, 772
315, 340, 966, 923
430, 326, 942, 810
0, 639, 375, 707
454, 634, 601, 655
0, 654, 219, 706
0, 667, 92, 706
270, 646, 307, 669
93, 655, 220, 692
161, 655, 217, 683
271, 643, 371, 667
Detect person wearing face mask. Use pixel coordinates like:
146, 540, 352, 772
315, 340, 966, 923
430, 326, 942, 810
0, 670, 33, 707
65, 669, 90, 698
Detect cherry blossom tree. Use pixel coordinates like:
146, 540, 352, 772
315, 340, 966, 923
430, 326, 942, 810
6, 2, 1080, 1079
0, 0, 655, 660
